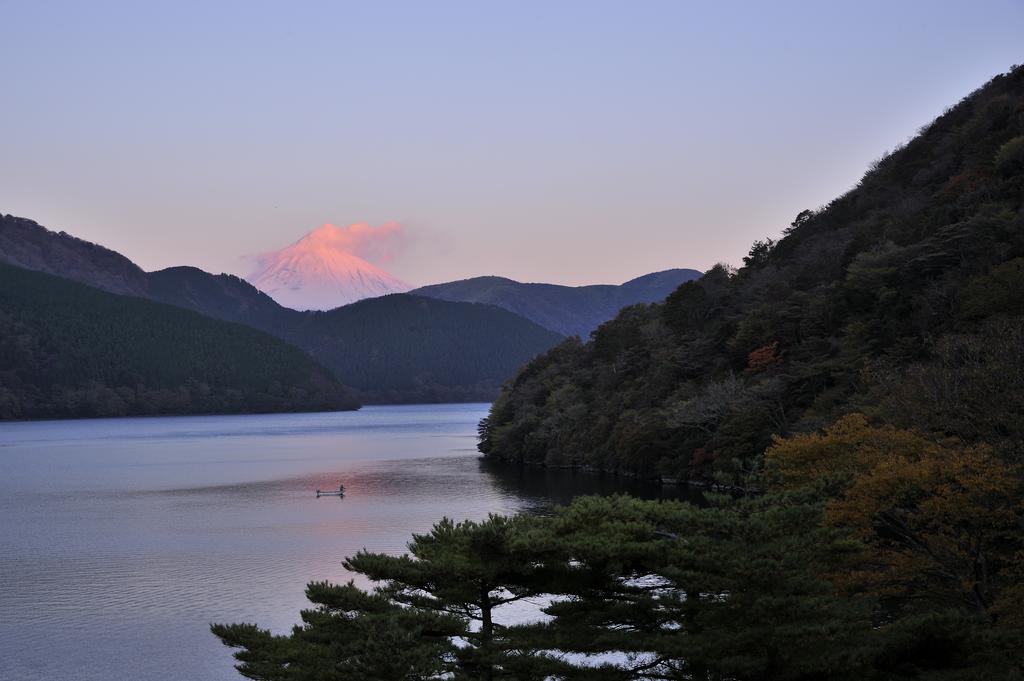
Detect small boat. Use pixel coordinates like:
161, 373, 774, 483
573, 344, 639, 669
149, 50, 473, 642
316, 484, 345, 498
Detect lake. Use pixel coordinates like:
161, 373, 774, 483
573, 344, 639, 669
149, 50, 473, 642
0, 404, 689, 681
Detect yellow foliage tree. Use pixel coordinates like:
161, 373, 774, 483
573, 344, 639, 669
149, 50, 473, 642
766, 414, 1024, 630
764, 414, 943, 488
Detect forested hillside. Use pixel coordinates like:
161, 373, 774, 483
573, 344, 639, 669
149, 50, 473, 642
296, 294, 564, 403
481, 65, 1024, 483
0, 264, 359, 419
411, 269, 701, 337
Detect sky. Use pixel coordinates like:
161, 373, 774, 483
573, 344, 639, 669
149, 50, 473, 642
2, 1, 1022, 287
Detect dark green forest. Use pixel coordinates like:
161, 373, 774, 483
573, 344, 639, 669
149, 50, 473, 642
480, 65, 1024, 485
212, 67, 1024, 681
0, 264, 359, 419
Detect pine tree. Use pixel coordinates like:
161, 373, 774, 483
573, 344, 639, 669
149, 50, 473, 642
516, 494, 874, 680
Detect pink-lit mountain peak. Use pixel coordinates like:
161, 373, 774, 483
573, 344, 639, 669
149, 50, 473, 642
246, 223, 411, 311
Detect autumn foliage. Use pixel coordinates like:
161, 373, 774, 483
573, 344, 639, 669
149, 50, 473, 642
767, 414, 1024, 649
745, 341, 782, 374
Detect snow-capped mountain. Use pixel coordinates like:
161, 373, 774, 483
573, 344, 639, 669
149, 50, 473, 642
246, 224, 411, 310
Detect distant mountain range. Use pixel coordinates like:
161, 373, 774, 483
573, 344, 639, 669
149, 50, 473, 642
246, 223, 411, 310
0, 214, 563, 404
0, 213, 697, 409
412, 270, 702, 337
239, 221, 701, 333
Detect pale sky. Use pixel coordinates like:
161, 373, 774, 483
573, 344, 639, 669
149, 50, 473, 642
2, 1, 1022, 286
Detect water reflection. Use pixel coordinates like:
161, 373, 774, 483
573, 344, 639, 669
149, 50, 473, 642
479, 458, 702, 512
0, 405, 693, 681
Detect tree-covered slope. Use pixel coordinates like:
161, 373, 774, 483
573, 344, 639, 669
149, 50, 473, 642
295, 294, 564, 403
480, 65, 1024, 481
411, 269, 702, 337
0, 263, 359, 419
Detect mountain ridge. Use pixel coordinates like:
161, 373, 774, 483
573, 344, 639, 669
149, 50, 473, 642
411, 268, 702, 337
0, 214, 149, 297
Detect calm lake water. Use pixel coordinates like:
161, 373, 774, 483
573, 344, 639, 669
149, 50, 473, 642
0, 404, 688, 681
